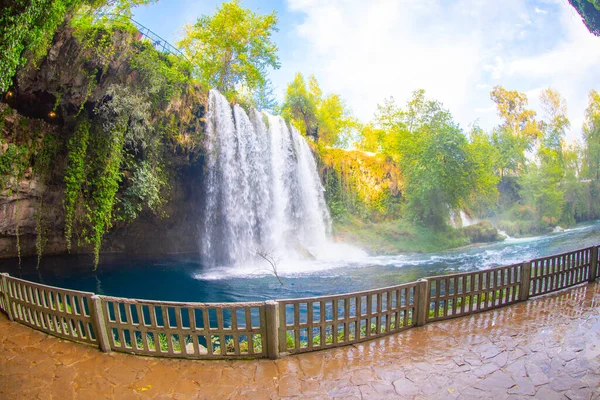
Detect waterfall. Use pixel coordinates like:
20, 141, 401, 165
460, 211, 479, 227
201, 90, 331, 266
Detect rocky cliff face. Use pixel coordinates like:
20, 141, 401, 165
0, 102, 204, 259
0, 25, 205, 261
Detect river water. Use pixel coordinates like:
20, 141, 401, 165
1, 221, 599, 303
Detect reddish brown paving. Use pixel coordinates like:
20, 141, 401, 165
1, 283, 599, 399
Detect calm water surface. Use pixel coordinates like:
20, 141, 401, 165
2, 221, 600, 303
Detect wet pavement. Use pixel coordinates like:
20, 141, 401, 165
0, 282, 599, 399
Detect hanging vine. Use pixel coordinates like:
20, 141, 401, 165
32, 130, 61, 267
64, 116, 90, 251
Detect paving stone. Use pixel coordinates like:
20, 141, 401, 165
0, 282, 597, 399
392, 377, 420, 397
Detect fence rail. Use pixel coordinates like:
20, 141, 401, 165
1, 275, 98, 345
93, 13, 189, 60
425, 263, 523, 322
529, 247, 592, 296
278, 281, 419, 354
0, 244, 599, 359
100, 296, 267, 359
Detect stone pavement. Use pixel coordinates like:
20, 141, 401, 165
1, 283, 599, 399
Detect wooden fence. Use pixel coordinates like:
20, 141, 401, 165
424, 263, 523, 322
100, 296, 267, 359
278, 281, 419, 355
0, 244, 598, 359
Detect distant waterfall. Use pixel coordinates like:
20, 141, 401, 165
201, 90, 331, 266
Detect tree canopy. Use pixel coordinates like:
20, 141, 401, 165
281, 73, 358, 147
178, 0, 280, 98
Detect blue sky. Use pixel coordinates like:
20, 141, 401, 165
133, 0, 600, 141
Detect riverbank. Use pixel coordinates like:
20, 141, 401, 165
332, 215, 504, 255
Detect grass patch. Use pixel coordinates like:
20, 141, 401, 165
332, 215, 469, 254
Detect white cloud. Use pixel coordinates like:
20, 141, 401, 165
281, 0, 600, 140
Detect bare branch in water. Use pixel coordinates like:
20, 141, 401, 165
255, 248, 283, 286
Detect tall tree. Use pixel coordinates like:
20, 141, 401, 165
281, 73, 357, 147
490, 85, 541, 176
371, 91, 480, 228
178, 0, 280, 97
252, 78, 278, 113
466, 126, 500, 215
281, 72, 318, 138
540, 88, 570, 159
582, 90, 600, 218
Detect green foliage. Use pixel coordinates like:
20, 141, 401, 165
120, 160, 168, 221
64, 117, 90, 251
466, 127, 500, 214
87, 100, 127, 268
489, 85, 540, 177
0, 0, 154, 94
568, 0, 600, 36
178, 0, 280, 97
0, 143, 29, 193
252, 79, 278, 112
333, 215, 469, 255
33, 132, 61, 266
281, 73, 318, 137
129, 42, 193, 106
282, 73, 358, 146
0, 0, 73, 93
363, 91, 479, 228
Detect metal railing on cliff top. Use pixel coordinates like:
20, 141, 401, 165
92, 13, 190, 60
1, 244, 598, 360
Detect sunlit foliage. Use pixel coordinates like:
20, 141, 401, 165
178, 0, 280, 98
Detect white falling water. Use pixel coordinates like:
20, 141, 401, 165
460, 211, 479, 227
201, 90, 332, 267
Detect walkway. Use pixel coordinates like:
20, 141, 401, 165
1, 283, 599, 399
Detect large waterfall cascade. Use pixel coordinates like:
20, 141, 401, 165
201, 90, 336, 268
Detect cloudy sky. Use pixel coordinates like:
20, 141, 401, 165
134, 0, 600, 141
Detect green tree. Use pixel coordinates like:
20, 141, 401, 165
466, 126, 500, 215
540, 88, 570, 162
281, 73, 357, 146
281, 73, 318, 138
490, 85, 541, 177
562, 142, 589, 223
371, 91, 478, 228
529, 88, 570, 225
582, 90, 600, 217
252, 79, 278, 113
178, 0, 280, 97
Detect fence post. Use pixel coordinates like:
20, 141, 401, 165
519, 262, 531, 301
415, 279, 429, 327
1, 273, 14, 321
265, 300, 280, 360
589, 246, 599, 283
90, 295, 111, 353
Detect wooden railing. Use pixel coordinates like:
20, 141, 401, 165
100, 296, 267, 359
529, 247, 593, 296
424, 263, 523, 322
278, 281, 419, 355
0, 244, 598, 359
1, 274, 99, 346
